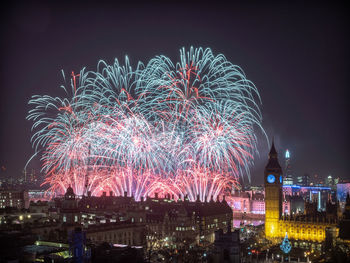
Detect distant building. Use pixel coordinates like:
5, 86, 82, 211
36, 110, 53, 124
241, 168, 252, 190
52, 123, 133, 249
227, 190, 265, 215
283, 149, 293, 185
28, 189, 48, 202
29, 200, 49, 214
296, 173, 310, 186
282, 185, 332, 212
144, 193, 233, 247
60, 186, 80, 224
325, 175, 333, 186
0, 189, 29, 209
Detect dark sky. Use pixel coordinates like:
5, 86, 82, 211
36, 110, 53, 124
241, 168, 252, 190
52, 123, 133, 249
0, 1, 349, 185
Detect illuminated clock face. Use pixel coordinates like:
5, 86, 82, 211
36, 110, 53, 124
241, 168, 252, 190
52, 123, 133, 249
267, 174, 275, 183
280, 175, 283, 183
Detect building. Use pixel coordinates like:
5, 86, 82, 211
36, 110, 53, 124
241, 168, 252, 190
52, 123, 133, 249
325, 175, 334, 186
264, 142, 338, 248
144, 193, 233, 248
228, 190, 265, 215
60, 186, 80, 224
86, 221, 145, 246
282, 185, 332, 212
28, 189, 48, 202
0, 189, 29, 209
29, 200, 50, 214
264, 141, 283, 241
283, 149, 293, 185
213, 226, 240, 263
57, 187, 232, 249
296, 173, 310, 186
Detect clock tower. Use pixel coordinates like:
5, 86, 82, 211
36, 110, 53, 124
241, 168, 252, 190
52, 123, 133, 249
264, 140, 283, 240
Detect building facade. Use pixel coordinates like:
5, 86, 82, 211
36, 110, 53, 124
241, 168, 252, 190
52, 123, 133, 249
0, 189, 29, 209
86, 222, 145, 246
144, 194, 233, 248
58, 188, 232, 249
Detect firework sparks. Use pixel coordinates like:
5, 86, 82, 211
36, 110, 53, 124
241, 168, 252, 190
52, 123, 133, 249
27, 47, 265, 201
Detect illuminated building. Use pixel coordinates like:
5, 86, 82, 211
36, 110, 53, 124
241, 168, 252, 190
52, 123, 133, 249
0, 189, 29, 209
283, 149, 293, 185
282, 185, 332, 212
264, 140, 283, 241
28, 189, 48, 202
144, 194, 233, 247
65, 188, 232, 248
264, 142, 338, 246
296, 173, 310, 186
325, 175, 334, 186
228, 190, 265, 215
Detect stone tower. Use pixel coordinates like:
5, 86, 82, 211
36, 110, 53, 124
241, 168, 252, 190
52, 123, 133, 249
264, 140, 283, 240
61, 186, 79, 225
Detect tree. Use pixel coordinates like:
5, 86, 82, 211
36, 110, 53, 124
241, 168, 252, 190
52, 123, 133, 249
280, 232, 291, 254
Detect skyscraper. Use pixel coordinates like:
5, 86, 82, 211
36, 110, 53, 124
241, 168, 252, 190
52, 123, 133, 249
283, 149, 293, 185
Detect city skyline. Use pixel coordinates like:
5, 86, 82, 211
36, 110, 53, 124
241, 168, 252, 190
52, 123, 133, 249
0, 1, 349, 185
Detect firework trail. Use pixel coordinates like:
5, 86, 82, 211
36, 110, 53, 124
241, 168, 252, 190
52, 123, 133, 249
27, 47, 265, 201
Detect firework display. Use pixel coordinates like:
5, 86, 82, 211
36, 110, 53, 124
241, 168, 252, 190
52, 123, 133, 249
27, 47, 265, 201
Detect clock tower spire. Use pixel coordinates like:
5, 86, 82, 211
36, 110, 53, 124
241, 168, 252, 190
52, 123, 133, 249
264, 139, 283, 241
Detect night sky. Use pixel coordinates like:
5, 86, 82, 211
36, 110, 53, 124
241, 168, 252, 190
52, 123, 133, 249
0, 1, 349, 185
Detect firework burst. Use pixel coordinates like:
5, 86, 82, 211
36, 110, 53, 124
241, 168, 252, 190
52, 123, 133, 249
27, 47, 265, 201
